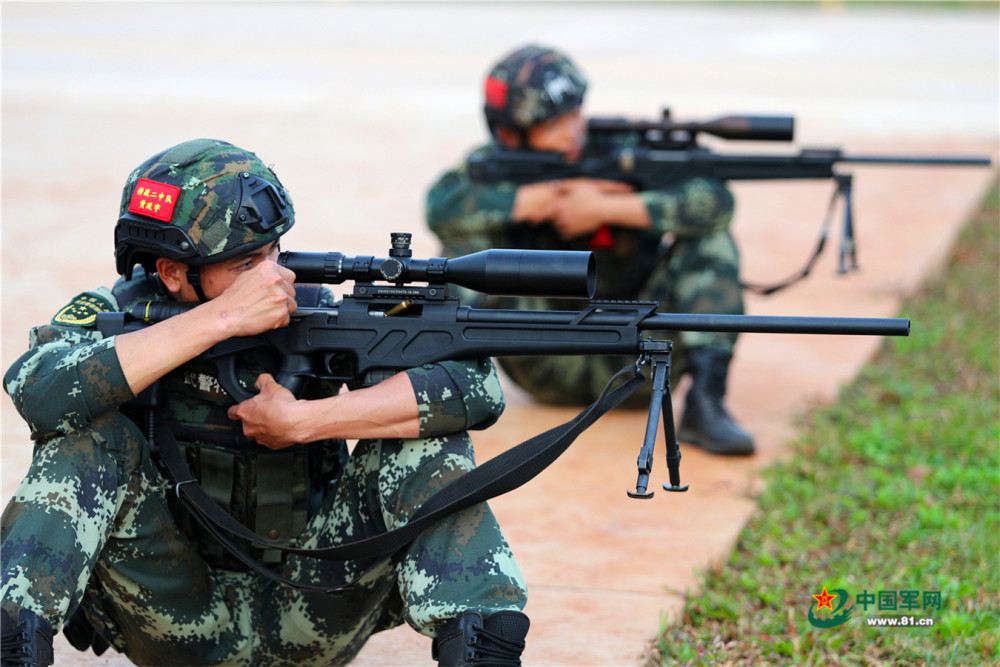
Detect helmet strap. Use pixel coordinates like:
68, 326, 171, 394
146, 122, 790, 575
186, 267, 208, 303
511, 127, 529, 149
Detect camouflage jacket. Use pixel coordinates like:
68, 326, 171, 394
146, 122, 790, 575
425, 140, 735, 299
4, 270, 506, 448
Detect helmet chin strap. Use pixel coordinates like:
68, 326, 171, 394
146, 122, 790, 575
186, 267, 209, 303
514, 127, 529, 149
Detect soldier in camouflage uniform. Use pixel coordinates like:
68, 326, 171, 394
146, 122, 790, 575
426, 44, 754, 456
1, 139, 530, 666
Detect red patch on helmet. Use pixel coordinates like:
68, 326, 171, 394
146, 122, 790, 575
128, 178, 181, 222
485, 76, 508, 109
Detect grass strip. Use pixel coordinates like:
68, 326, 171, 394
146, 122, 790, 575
648, 180, 999, 666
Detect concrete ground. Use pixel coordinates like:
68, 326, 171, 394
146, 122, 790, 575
2, 3, 997, 665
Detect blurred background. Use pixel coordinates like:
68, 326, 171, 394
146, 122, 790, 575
2, 2, 997, 665
4, 1, 996, 262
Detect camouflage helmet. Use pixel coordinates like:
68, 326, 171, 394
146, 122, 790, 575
115, 138, 294, 280
483, 44, 588, 135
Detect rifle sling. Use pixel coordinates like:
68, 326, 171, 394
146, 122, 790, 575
155, 365, 647, 593
740, 174, 847, 296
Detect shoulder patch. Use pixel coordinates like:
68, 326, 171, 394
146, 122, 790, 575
52, 292, 117, 327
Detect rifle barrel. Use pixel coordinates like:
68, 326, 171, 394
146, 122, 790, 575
461, 308, 910, 337
640, 313, 910, 336
836, 155, 992, 166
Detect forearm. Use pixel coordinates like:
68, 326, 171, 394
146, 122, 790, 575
293, 357, 504, 441
598, 192, 653, 230
114, 300, 234, 395
116, 260, 297, 395
289, 372, 420, 442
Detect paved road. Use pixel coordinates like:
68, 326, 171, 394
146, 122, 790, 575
2, 3, 997, 665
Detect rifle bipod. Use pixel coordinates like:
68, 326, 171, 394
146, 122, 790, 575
740, 172, 858, 297
628, 338, 689, 499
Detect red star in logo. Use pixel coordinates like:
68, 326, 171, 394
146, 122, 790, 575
812, 587, 837, 611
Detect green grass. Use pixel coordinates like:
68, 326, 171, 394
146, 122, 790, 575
647, 180, 999, 666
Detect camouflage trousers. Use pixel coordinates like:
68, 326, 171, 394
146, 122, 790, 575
1, 411, 526, 666
499, 230, 744, 408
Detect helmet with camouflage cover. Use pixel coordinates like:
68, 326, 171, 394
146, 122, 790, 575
114, 138, 294, 281
483, 44, 588, 136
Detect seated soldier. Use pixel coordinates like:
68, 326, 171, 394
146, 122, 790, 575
426, 44, 754, 456
1, 139, 529, 666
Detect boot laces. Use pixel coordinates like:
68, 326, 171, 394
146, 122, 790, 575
465, 621, 524, 666
1, 625, 34, 664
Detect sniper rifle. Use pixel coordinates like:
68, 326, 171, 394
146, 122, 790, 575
100, 233, 909, 501
466, 108, 993, 291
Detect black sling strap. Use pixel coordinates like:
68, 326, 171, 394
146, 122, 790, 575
741, 173, 855, 296
156, 365, 647, 593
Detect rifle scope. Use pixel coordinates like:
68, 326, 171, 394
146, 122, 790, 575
588, 114, 795, 143
278, 233, 596, 299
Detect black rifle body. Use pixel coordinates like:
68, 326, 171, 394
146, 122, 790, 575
467, 145, 992, 190
465, 111, 991, 288
101, 291, 909, 404
467, 110, 990, 187
95, 236, 911, 499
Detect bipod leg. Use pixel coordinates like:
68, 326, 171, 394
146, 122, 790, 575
656, 345, 688, 494
628, 339, 689, 499
835, 173, 858, 274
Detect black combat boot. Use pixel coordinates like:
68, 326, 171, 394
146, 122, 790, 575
678, 346, 755, 455
1, 609, 54, 667
432, 610, 529, 666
